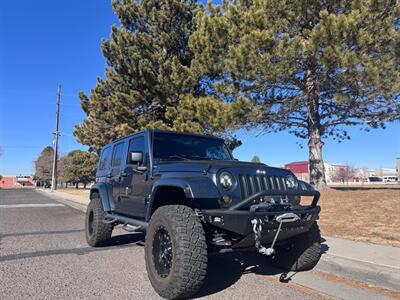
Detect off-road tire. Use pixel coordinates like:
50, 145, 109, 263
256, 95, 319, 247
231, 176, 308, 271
85, 193, 113, 247
272, 222, 321, 271
145, 205, 208, 299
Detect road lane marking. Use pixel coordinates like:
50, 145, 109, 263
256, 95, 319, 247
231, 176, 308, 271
0, 204, 65, 208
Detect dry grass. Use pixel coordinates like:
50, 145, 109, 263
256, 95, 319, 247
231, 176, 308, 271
317, 187, 400, 247
57, 188, 90, 197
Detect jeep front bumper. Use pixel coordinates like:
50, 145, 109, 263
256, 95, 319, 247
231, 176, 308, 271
201, 189, 320, 249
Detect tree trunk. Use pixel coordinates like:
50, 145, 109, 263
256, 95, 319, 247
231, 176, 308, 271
305, 67, 328, 189
308, 125, 327, 189
75, 182, 78, 189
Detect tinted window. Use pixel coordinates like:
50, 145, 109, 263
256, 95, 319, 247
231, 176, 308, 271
153, 133, 232, 161
98, 147, 111, 170
127, 136, 145, 163
112, 142, 125, 168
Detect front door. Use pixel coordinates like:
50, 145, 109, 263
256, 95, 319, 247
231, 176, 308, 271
119, 135, 150, 218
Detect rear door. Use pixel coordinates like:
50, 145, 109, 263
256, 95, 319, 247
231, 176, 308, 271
109, 141, 126, 213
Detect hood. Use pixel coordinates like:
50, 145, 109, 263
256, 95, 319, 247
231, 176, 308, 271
154, 160, 293, 177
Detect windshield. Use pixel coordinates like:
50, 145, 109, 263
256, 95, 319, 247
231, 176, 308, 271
153, 132, 233, 161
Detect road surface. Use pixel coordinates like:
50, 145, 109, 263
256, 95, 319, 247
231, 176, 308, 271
0, 189, 396, 299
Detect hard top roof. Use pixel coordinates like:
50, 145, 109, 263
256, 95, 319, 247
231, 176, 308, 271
102, 129, 223, 150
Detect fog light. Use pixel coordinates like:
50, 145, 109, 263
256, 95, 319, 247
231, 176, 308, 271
222, 194, 231, 205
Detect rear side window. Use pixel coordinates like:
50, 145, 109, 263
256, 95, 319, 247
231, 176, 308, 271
112, 142, 125, 168
98, 147, 111, 171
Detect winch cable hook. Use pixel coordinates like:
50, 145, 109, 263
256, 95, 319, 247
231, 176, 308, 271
251, 217, 285, 256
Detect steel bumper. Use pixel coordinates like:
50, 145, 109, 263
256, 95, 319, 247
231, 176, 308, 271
202, 189, 321, 248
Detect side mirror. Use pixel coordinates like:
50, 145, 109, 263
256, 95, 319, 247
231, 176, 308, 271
129, 151, 143, 164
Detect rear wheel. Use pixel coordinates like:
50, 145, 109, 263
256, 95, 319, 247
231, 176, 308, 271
145, 205, 208, 299
272, 222, 321, 271
85, 193, 113, 247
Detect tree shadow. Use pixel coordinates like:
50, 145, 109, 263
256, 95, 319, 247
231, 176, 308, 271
0, 232, 145, 263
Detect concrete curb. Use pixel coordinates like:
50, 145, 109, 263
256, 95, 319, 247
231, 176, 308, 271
36, 188, 400, 292
318, 254, 400, 291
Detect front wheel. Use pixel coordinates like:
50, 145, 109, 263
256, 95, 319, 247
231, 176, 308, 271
272, 222, 322, 271
145, 205, 208, 299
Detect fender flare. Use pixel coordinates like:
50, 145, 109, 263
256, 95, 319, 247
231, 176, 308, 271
90, 182, 115, 212
146, 177, 221, 220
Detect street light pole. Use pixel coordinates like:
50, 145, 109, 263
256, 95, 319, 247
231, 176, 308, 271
51, 84, 61, 192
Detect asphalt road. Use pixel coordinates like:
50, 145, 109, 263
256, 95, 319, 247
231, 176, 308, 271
0, 189, 395, 300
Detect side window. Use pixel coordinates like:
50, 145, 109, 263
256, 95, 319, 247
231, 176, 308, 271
127, 136, 145, 164
98, 147, 111, 171
111, 142, 125, 168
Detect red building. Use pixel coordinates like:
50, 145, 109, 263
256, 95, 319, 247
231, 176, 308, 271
284, 161, 310, 182
0, 176, 34, 188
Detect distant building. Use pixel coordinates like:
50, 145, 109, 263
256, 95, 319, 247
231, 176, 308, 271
284, 161, 347, 183
0, 175, 33, 188
284, 161, 310, 182
396, 158, 400, 178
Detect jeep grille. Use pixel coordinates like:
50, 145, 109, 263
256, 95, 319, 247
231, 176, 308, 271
238, 174, 287, 198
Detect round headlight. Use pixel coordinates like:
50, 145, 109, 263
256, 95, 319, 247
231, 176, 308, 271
219, 172, 234, 189
285, 175, 298, 189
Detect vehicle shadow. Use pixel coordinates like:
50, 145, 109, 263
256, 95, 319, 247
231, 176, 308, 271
194, 251, 283, 298
194, 238, 329, 299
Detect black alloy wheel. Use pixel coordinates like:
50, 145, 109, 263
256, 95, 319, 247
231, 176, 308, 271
152, 226, 173, 278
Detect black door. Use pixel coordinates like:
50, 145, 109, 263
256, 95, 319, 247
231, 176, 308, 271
119, 135, 151, 218
109, 141, 126, 213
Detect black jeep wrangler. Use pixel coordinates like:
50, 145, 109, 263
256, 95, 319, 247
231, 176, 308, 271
85, 130, 321, 299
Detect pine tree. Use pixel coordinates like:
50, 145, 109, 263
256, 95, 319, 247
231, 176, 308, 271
75, 0, 242, 151
251, 155, 261, 163
190, 0, 400, 188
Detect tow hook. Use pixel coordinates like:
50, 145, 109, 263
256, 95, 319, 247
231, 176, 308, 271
251, 213, 300, 256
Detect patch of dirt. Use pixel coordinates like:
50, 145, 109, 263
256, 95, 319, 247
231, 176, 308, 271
317, 188, 400, 247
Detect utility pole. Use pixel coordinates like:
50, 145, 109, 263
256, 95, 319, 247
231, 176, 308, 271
51, 84, 61, 192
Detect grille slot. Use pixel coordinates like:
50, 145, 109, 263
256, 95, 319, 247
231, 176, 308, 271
239, 174, 286, 198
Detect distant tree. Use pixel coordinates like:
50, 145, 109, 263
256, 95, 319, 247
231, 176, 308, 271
62, 150, 98, 188
331, 165, 356, 183
190, 0, 400, 188
251, 155, 261, 163
74, 0, 247, 152
34, 146, 54, 187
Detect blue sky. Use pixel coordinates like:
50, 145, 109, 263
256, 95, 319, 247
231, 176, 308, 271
0, 0, 399, 175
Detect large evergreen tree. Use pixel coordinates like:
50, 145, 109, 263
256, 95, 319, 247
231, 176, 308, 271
190, 0, 400, 188
74, 0, 246, 151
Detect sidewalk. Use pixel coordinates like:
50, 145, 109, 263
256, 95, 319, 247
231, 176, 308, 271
37, 188, 400, 292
